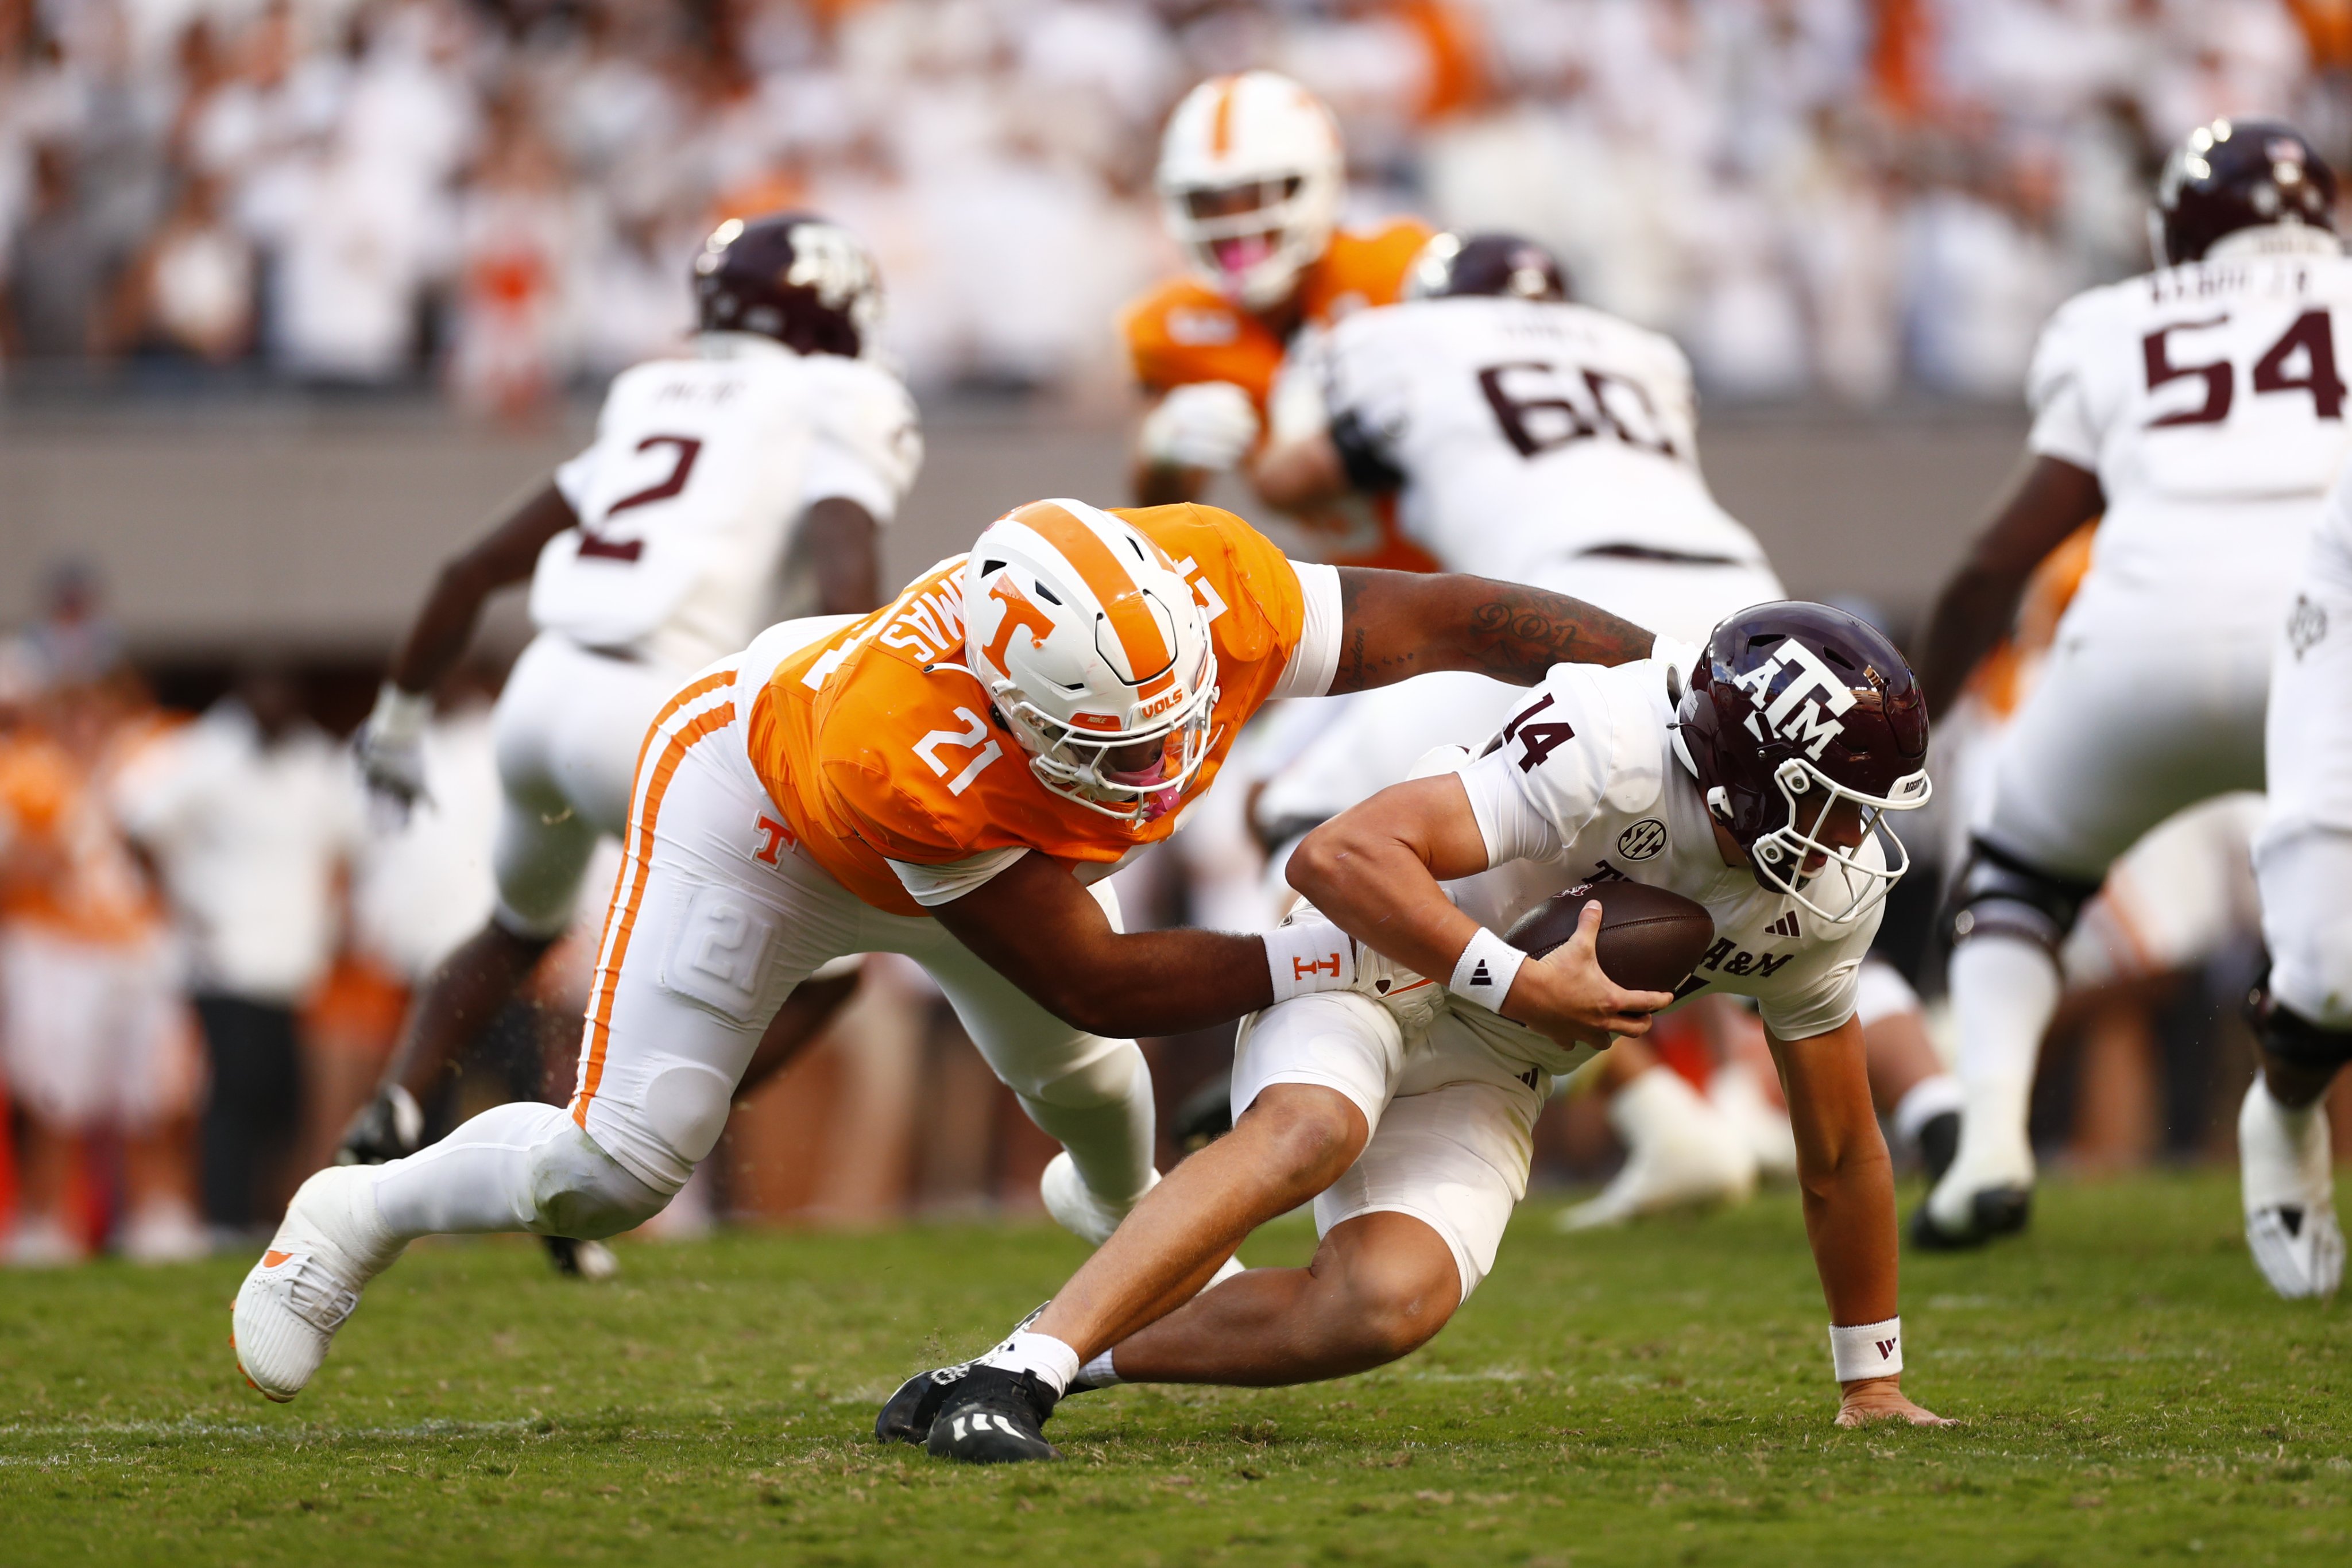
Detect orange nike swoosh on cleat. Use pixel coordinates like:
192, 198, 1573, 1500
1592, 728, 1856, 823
263, 1249, 292, 1267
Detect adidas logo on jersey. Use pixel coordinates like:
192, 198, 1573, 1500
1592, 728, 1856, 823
1766, 912, 1801, 939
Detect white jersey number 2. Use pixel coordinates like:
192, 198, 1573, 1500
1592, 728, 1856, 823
579, 434, 705, 562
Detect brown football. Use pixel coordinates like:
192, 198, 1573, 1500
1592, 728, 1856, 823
1502, 880, 1716, 993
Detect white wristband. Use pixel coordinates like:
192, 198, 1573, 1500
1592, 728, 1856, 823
367, 681, 432, 746
1265, 920, 1357, 1003
1448, 927, 1525, 1012
1828, 1317, 1902, 1381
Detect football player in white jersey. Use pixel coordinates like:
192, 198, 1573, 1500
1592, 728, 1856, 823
1917, 121, 2352, 1249
1239, 233, 1960, 1218
336, 214, 923, 1261
2246, 459, 2352, 1299
885, 604, 1948, 1462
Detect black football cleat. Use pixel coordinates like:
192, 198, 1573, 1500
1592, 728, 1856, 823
334, 1085, 424, 1166
877, 1363, 974, 1446
876, 1303, 1051, 1445
925, 1368, 1061, 1463
1909, 1184, 2032, 1250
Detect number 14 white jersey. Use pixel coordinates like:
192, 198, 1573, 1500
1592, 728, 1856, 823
2026, 230, 2352, 639
535, 333, 923, 672
1307, 295, 1770, 586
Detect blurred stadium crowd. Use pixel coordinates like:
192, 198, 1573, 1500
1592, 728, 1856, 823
2, 0, 2345, 408
6, 1, 2352, 1268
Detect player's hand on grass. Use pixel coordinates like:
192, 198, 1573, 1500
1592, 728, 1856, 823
1835, 1376, 1953, 1428
1500, 903, 1674, 1049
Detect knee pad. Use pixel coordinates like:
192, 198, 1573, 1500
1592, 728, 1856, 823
526, 1122, 671, 1240
1948, 838, 2103, 957
2251, 987, 2352, 1074
1020, 1039, 1148, 1111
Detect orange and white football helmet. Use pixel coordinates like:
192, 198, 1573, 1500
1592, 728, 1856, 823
1156, 71, 1344, 312
962, 500, 1220, 824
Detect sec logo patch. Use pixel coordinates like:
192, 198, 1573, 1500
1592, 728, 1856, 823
1616, 819, 1666, 861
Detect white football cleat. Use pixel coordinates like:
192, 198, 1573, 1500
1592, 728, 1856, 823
1040, 1152, 1244, 1286
1708, 1060, 1799, 1183
1916, 1110, 2036, 1249
2239, 1078, 2343, 1301
1558, 1066, 1757, 1231
232, 1166, 403, 1401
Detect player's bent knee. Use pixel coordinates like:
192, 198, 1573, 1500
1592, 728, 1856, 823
1948, 838, 2102, 956
1021, 1039, 1147, 1110
1236, 1085, 1368, 1190
1324, 1213, 1460, 1361
526, 1124, 673, 1240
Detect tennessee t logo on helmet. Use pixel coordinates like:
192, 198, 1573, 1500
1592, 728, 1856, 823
962, 500, 1221, 825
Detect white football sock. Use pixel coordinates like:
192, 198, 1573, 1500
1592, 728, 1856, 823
370, 1101, 664, 1240
1070, 1348, 1122, 1392
2240, 1075, 2332, 1212
1943, 934, 2060, 1184
1017, 1049, 1157, 1213
980, 1330, 1081, 1397
1892, 1073, 1964, 1151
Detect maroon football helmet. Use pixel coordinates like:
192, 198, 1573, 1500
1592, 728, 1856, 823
1403, 231, 1570, 303
1672, 602, 1931, 923
693, 212, 881, 358
2152, 119, 2336, 267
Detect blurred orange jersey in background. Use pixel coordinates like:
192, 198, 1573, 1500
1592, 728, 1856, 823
1121, 219, 1440, 573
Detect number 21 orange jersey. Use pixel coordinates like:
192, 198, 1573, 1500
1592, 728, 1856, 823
746, 504, 1334, 916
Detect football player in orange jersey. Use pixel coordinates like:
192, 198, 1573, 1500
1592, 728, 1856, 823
1123, 71, 1437, 571
230, 496, 1665, 1403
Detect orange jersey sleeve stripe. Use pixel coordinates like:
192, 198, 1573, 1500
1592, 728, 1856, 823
570, 683, 737, 1128
1011, 502, 1175, 679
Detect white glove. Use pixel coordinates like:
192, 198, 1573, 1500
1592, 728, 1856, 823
354, 682, 432, 818
1139, 381, 1262, 472
1274, 903, 1445, 1033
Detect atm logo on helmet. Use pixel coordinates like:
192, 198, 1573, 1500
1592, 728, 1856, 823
1731, 642, 1855, 760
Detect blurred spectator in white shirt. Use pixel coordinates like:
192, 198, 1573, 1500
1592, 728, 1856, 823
114, 664, 363, 1233
103, 165, 256, 362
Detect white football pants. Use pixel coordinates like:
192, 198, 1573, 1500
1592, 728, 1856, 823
2258, 541, 2352, 1028
487, 630, 684, 938
369, 620, 1154, 1243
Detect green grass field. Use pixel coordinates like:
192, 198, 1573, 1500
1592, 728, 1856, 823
3, 1170, 2345, 1566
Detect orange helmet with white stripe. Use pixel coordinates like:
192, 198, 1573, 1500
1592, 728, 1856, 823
1157, 71, 1345, 312
962, 500, 1220, 824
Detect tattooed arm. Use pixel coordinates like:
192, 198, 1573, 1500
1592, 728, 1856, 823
1326, 567, 1657, 693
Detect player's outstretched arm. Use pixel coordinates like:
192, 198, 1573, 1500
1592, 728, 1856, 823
796, 496, 884, 616
929, 851, 1296, 1038
1916, 453, 2103, 715
1329, 567, 1656, 692
1770, 1015, 1953, 1428
388, 479, 579, 696
1289, 775, 1673, 1042
355, 479, 579, 812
